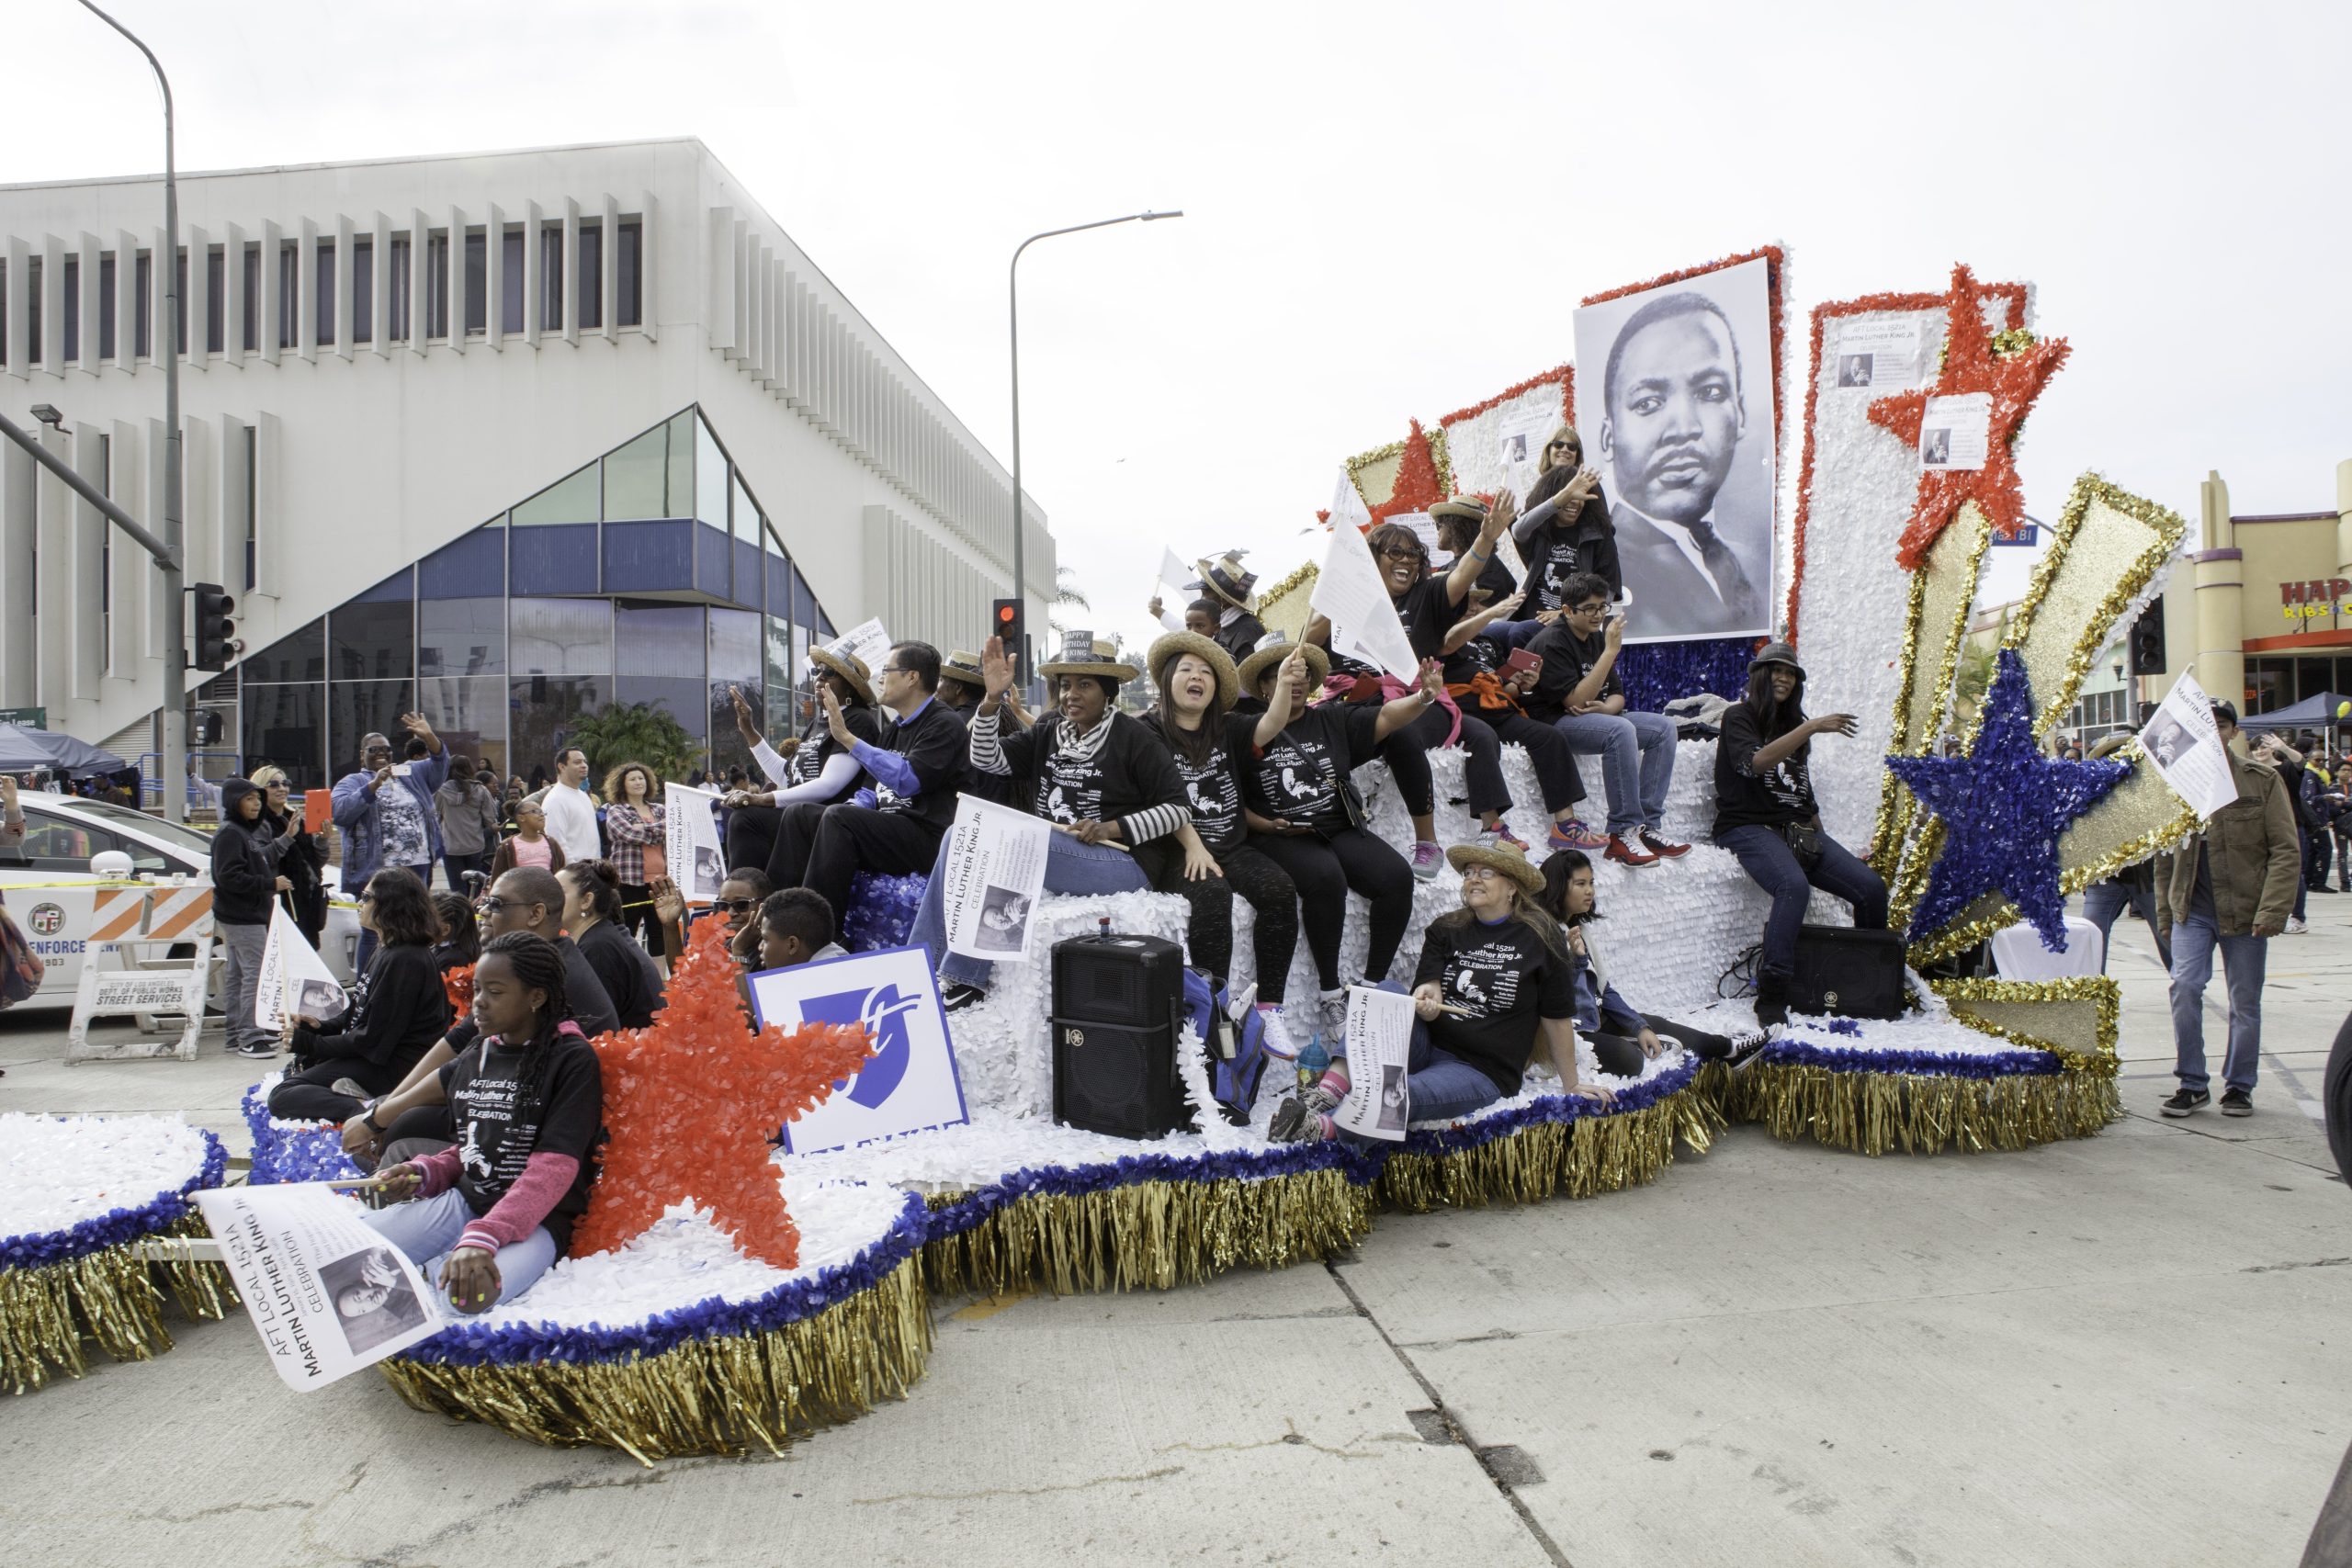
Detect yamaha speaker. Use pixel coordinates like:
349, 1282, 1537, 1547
1051, 930, 1187, 1140
1790, 924, 1908, 1020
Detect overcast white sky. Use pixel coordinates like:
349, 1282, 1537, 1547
10, 0, 2347, 652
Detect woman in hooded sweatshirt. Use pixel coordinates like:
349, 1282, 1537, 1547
210, 777, 294, 1060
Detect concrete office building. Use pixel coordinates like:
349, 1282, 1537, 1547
0, 139, 1052, 788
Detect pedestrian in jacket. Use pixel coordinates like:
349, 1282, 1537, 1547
254, 766, 330, 952
212, 777, 294, 1059
2156, 702, 2301, 1118
331, 713, 450, 971
435, 757, 503, 894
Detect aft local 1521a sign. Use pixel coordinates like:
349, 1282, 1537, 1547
746, 945, 969, 1156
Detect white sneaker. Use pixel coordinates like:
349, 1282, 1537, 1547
1255, 1004, 1301, 1062
2285, 917, 2310, 934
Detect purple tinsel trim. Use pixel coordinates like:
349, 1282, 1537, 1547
1, 1125, 229, 1269
1615, 638, 1756, 716
1823, 1018, 1864, 1037
397, 1189, 934, 1369
1759, 1037, 2063, 1079
843, 872, 927, 953
1396, 1058, 1699, 1159
240, 1081, 364, 1187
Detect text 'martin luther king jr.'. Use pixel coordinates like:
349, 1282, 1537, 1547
1597, 290, 1772, 639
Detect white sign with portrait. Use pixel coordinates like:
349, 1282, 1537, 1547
1832, 319, 1923, 391
941, 794, 1054, 962
1572, 256, 1778, 643
1918, 392, 1992, 472
1332, 985, 1415, 1143
662, 781, 728, 904
747, 945, 971, 1155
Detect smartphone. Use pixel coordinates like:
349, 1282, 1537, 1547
1503, 649, 1541, 679
390, 761, 413, 778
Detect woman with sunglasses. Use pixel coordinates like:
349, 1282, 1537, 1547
1511, 425, 1622, 616
1304, 502, 1520, 879
253, 766, 330, 951
266, 867, 453, 1124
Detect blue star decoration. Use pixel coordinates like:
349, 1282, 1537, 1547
1885, 649, 2131, 950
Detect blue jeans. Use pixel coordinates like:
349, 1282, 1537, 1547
2293, 829, 2312, 922
358, 1187, 559, 1308
1332, 981, 1507, 1148
2167, 912, 2267, 1095
911, 830, 1150, 989
1550, 709, 1676, 835
1718, 823, 1890, 978
2082, 878, 2171, 973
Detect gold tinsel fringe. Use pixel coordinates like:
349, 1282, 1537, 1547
379, 1252, 933, 1463
1731, 1061, 2119, 1156
922, 1168, 1374, 1300
2, 1216, 238, 1395
1375, 1087, 1720, 1214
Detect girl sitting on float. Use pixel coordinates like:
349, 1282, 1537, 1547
1269, 840, 1613, 1145
365, 931, 605, 1314
1538, 849, 1742, 1070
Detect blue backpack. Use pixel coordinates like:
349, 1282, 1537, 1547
1181, 967, 1267, 1125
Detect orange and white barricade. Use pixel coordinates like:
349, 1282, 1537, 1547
67, 878, 220, 1064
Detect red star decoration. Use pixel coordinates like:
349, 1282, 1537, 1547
1368, 419, 1443, 529
570, 918, 876, 1271
1867, 264, 2070, 570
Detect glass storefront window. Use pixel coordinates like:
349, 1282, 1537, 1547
603, 417, 681, 521
616, 604, 706, 677
242, 682, 324, 790
707, 607, 761, 778
511, 462, 600, 596
614, 678, 707, 743
419, 598, 504, 678
511, 598, 611, 675
418, 674, 508, 779
327, 680, 417, 778
695, 414, 729, 531
329, 571, 413, 682
764, 614, 793, 695
509, 675, 609, 792
245, 618, 325, 683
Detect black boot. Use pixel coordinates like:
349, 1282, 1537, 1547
1754, 972, 1790, 1030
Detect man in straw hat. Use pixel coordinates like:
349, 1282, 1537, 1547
720, 642, 885, 875
1267, 837, 1614, 1145
765, 640, 971, 948
908, 632, 1192, 1010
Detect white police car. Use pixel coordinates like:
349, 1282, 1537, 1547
1, 793, 361, 1009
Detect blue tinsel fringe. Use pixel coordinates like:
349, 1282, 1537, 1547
1761, 1036, 2063, 1079
240, 1081, 364, 1186
1, 1126, 229, 1269
1615, 638, 1757, 716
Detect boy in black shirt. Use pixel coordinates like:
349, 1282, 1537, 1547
1525, 573, 1689, 869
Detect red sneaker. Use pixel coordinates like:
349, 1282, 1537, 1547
1640, 830, 1691, 859
1605, 834, 1659, 869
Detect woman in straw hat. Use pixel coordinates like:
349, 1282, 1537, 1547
910, 632, 1193, 1011
1269, 838, 1614, 1145
1238, 635, 1436, 1042
1511, 424, 1621, 616
720, 646, 883, 874
1139, 630, 1308, 1058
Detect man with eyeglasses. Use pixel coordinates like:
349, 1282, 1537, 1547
765, 641, 969, 946
330, 713, 450, 970
1525, 573, 1690, 869
339, 866, 617, 1171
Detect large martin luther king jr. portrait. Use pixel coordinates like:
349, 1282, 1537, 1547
1571, 256, 1778, 642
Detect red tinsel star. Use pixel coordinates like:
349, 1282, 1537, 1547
1867, 264, 2070, 570
569, 919, 875, 1271
1368, 419, 1443, 528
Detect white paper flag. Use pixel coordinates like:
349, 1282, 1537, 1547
1333, 985, 1416, 1142
825, 617, 893, 679
1159, 548, 1193, 595
1330, 469, 1374, 532
941, 794, 1056, 962
256, 904, 347, 1033
2138, 671, 2240, 819
663, 781, 729, 904
1310, 519, 1421, 682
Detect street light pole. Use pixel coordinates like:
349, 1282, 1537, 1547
77, 0, 185, 822
1008, 209, 1180, 688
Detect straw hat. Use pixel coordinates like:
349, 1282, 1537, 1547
1147, 632, 1238, 707
808, 646, 876, 705
1193, 551, 1260, 614
1237, 632, 1329, 694
1445, 839, 1544, 894
1038, 630, 1138, 682
940, 649, 987, 693
1429, 497, 1490, 525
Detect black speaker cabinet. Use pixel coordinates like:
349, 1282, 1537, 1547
1051, 931, 1186, 1139
1789, 924, 1908, 1020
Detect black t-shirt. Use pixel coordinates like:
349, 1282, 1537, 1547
996, 711, 1186, 829
1212, 613, 1267, 666
789, 703, 883, 793
870, 698, 969, 832
1524, 619, 1622, 723
1154, 713, 1258, 854
1241, 703, 1383, 831
1441, 626, 1508, 689
1413, 916, 1576, 1097
302, 942, 451, 1070
440, 933, 619, 1056
1468, 554, 1519, 605
1711, 700, 1818, 837
437, 1027, 604, 1255
573, 919, 666, 1031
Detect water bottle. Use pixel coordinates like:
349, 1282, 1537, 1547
1296, 1035, 1329, 1095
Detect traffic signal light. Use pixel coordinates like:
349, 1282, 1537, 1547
190, 582, 238, 671
989, 597, 1023, 661
2127, 605, 2165, 676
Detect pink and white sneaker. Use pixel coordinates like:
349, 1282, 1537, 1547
1480, 823, 1532, 852
1547, 818, 1610, 852
1409, 841, 1445, 881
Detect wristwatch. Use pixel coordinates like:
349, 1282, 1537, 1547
359, 1102, 386, 1134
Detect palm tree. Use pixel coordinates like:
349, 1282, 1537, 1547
564, 699, 700, 786
1054, 564, 1090, 613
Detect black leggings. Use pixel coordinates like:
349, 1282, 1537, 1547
1136, 839, 1301, 1005
1476, 710, 1587, 815
266, 1054, 413, 1124
1250, 828, 1414, 991
1586, 1012, 1736, 1077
